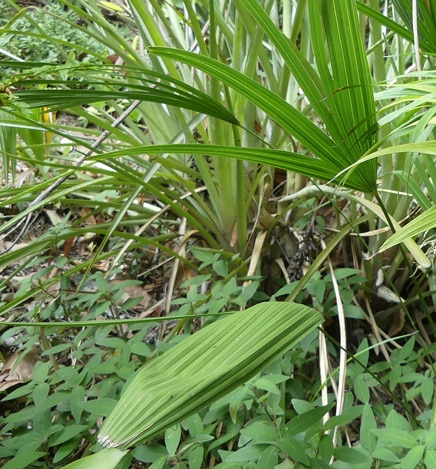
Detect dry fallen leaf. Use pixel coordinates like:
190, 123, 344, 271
0, 349, 39, 391
109, 281, 151, 311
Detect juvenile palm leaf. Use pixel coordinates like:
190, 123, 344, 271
98, 302, 323, 449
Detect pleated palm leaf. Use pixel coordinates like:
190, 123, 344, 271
98, 302, 323, 449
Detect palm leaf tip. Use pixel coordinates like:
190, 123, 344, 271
97, 302, 323, 449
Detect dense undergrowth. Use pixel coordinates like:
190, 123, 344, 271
0, 0, 435, 468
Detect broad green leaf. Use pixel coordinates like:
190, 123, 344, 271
425, 423, 436, 449
49, 425, 87, 447
132, 444, 167, 463
253, 375, 285, 395
240, 421, 277, 442
372, 428, 417, 449
256, 446, 279, 467
61, 448, 127, 469
318, 434, 334, 463
188, 446, 204, 469
98, 302, 323, 448
360, 404, 377, 453
185, 414, 203, 437
148, 458, 167, 469
278, 437, 310, 465
333, 446, 371, 464
401, 446, 425, 469
291, 399, 315, 415
285, 404, 334, 437
78, 398, 118, 416
164, 424, 181, 457
421, 376, 434, 405
353, 375, 370, 404
371, 447, 400, 463
53, 439, 82, 464
274, 460, 294, 469
224, 444, 264, 462
424, 449, 436, 468
2, 451, 46, 469
323, 405, 365, 430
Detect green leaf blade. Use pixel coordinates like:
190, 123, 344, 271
98, 302, 323, 449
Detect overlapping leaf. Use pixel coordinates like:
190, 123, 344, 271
98, 302, 323, 449
149, 45, 364, 191
11, 71, 239, 125
10, 1, 379, 194
379, 205, 436, 253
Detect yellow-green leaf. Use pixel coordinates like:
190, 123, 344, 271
61, 448, 127, 469
379, 205, 436, 254
98, 302, 323, 449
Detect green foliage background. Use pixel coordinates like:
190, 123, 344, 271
0, 0, 435, 467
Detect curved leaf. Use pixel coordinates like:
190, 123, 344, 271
147, 48, 340, 163
98, 302, 323, 449
89, 142, 369, 193
379, 205, 436, 253
13, 73, 239, 125
148, 46, 377, 193
61, 448, 127, 469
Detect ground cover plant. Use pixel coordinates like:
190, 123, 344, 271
0, 0, 435, 467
